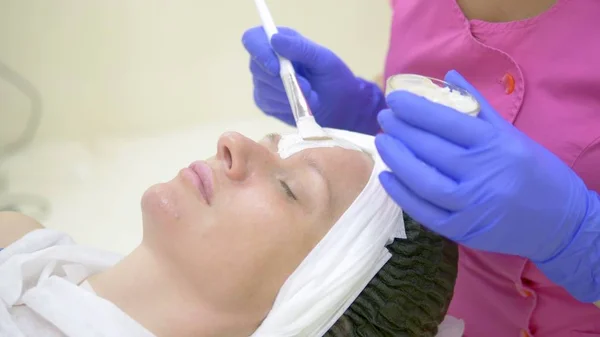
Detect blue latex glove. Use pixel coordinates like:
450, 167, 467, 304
375, 70, 600, 302
242, 26, 385, 135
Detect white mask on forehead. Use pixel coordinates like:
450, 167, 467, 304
252, 129, 407, 337
277, 132, 364, 159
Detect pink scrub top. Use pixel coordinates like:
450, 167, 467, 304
383, 0, 600, 336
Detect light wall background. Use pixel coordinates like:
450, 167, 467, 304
0, 1, 392, 253
1, 0, 392, 143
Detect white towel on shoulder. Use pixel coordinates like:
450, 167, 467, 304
0, 229, 154, 337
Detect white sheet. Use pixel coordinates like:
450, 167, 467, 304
0, 227, 463, 337
0, 229, 153, 337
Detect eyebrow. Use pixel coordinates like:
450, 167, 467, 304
264, 133, 327, 180
265, 133, 280, 144
264, 133, 281, 152
302, 153, 325, 178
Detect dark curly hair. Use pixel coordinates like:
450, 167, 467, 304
324, 213, 459, 337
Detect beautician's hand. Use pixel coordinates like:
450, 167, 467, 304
242, 26, 385, 135
375, 70, 600, 302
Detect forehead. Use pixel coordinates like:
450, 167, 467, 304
275, 133, 372, 174
277, 133, 365, 159
295, 146, 372, 176
258, 132, 373, 185
261, 133, 373, 177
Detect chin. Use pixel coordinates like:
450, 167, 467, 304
141, 181, 183, 225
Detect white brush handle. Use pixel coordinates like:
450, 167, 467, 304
253, 0, 296, 76
253, 0, 277, 39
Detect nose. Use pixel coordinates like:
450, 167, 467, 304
217, 131, 273, 181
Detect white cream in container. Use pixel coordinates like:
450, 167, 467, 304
386, 74, 480, 116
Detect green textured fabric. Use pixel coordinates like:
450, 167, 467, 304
324, 213, 459, 337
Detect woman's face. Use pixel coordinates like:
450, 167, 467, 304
140, 131, 373, 319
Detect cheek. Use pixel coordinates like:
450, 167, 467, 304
212, 184, 309, 257
216, 186, 290, 232
205, 188, 311, 292
232, 189, 321, 262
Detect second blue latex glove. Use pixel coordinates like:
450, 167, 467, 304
242, 27, 385, 135
375, 70, 600, 302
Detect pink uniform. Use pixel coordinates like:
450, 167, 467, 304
383, 0, 600, 336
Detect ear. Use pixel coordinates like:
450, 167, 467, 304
444, 70, 508, 128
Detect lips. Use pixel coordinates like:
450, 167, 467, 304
187, 161, 214, 204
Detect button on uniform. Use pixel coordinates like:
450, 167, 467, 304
514, 282, 535, 298
518, 286, 533, 298
502, 73, 516, 94
514, 282, 535, 336
520, 329, 532, 337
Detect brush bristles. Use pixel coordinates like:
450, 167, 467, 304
297, 117, 329, 140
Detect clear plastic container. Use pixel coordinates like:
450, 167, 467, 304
386, 74, 480, 117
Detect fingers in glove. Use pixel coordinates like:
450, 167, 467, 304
375, 133, 466, 211
252, 68, 286, 95
379, 171, 450, 231
243, 27, 279, 76
249, 58, 282, 84
252, 76, 313, 108
242, 26, 305, 76
270, 33, 333, 73
266, 111, 296, 126
377, 109, 466, 180
386, 90, 496, 148
444, 70, 509, 128
251, 60, 312, 95
254, 89, 292, 113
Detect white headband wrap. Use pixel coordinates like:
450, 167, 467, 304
251, 128, 406, 336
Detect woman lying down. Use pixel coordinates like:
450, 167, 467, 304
0, 129, 463, 337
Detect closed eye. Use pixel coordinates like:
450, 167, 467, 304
280, 180, 297, 200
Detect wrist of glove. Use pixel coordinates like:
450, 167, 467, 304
535, 190, 600, 303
